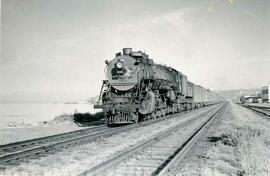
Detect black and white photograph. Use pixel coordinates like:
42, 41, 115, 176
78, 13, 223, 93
0, 0, 270, 175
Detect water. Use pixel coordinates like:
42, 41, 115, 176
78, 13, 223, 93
0, 102, 100, 128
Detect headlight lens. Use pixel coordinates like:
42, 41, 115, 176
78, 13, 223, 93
116, 62, 123, 69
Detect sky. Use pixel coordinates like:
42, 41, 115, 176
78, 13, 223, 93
0, 0, 269, 101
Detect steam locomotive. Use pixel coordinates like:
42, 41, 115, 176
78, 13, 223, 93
94, 48, 223, 125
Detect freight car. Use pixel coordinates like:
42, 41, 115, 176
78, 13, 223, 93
262, 85, 269, 103
94, 48, 223, 125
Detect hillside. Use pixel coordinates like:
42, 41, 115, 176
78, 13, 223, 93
215, 89, 261, 100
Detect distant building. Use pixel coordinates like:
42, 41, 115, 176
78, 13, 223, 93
262, 85, 269, 103
240, 94, 261, 103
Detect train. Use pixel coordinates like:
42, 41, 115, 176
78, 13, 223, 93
94, 48, 224, 125
262, 85, 269, 103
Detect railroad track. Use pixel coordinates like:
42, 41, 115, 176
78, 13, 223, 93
0, 124, 108, 165
0, 124, 107, 154
0, 104, 220, 167
79, 103, 226, 176
241, 104, 270, 116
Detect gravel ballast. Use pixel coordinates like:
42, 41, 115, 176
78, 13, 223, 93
0, 105, 219, 176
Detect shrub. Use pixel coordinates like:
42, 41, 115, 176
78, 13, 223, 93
73, 111, 104, 123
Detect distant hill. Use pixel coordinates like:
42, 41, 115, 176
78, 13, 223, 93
215, 89, 261, 100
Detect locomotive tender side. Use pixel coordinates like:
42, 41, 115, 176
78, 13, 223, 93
94, 48, 223, 125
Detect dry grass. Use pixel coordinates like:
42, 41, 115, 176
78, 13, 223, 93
178, 102, 270, 176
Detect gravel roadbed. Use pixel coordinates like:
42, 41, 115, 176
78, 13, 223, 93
0, 105, 219, 176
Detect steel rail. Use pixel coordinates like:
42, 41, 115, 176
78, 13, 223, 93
241, 104, 270, 116
156, 102, 226, 176
0, 105, 220, 166
78, 103, 225, 176
0, 124, 108, 155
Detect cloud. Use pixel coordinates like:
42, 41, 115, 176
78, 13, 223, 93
150, 7, 193, 28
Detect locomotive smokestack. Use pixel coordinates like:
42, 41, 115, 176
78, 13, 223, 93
123, 48, 132, 55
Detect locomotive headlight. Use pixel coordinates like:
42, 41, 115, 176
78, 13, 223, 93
116, 62, 123, 69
